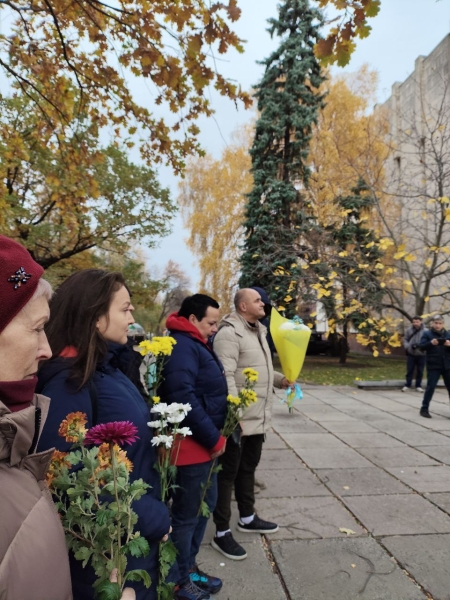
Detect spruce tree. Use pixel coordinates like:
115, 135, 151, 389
239, 0, 325, 316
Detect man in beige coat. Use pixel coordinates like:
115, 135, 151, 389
211, 288, 290, 560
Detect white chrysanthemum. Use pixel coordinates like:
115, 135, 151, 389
168, 402, 192, 415
177, 427, 192, 437
166, 413, 186, 424
151, 434, 174, 449
147, 420, 164, 429
150, 403, 170, 415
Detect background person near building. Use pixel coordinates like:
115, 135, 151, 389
418, 315, 450, 418
211, 288, 291, 560
402, 316, 425, 393
159, 294, 227, 600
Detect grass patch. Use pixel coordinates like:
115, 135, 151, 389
274, 353, 406, 386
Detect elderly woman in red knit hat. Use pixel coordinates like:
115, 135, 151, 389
0, 235, 72, 600
0, 236, 135, 600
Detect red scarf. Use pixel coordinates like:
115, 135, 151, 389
0, 376, 38, 412
166, 313, 208, 345
60, 346, 77, 358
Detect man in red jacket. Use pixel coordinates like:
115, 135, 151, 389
159, 294, 228, 600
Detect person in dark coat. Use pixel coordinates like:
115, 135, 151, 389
418, 314, 450, 418
118, 325, 148, 400
36, 269, 171, 600
158, 294, 227, 600
402, 316, 425, 392
250, 286, 276, 358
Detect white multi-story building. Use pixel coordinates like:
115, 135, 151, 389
381, 34, 450, 322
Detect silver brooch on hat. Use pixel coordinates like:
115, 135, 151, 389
8, 267, 32, 289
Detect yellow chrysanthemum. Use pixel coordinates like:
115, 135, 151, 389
240, 389, 258, 406
152, 396, 161, 404
227, 394, 240, 406
242, 368, 259, 384
139, 337, 177, 357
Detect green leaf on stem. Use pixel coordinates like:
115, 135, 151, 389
157, 582, 176, 600
74, 546, 93, 567
124, 569, 151, 588
199, 501, 211, 518
93, 579, 122, 600
125, 535, 150, 558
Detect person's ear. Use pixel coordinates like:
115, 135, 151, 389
188, 314, 197, 325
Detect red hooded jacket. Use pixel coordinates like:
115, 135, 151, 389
163, 313, 226, 466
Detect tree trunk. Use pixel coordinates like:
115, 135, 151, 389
339, 321, 349, 365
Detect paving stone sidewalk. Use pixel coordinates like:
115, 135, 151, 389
198, 384, 450, 599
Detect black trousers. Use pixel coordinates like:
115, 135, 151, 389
422, 368, 450, 409
213, 433, 264, 531
406, 354, 425, 388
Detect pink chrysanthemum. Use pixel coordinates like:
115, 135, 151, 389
84, 421, 139, 446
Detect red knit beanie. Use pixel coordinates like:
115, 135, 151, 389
0, 236, 44, 333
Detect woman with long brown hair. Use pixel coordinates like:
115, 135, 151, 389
37, 269, 170, 600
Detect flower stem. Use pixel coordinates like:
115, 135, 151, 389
197, 459, 215, 517
110, 441, 122, 589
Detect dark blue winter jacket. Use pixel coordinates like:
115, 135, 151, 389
159, 315, 227, 451
36, 343, 170, 600
418, 328, 450, 370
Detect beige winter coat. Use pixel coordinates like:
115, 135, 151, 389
0, 395, 72, 600
213, 312, 284, 436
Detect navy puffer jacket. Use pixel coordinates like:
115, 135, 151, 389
419, 328, 450, 370
36, 343, 170, 600
159, 315, 227, 451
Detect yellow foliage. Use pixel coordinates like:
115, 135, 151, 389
308, 65, 388, 227
315, 1, 380, 67
0, 0, 250, 174
178, 124, 253, 310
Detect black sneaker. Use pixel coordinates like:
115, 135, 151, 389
237, 514, 279, 533
211, 532, 247, 560
175, 579, 210, 600
420, 408, 432, 418
190, 565, 222, 595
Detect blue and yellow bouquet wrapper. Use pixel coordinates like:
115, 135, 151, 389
270, 308, 311, 411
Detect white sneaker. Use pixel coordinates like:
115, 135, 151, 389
401, 386, 410, 392
416, 387, 424, 393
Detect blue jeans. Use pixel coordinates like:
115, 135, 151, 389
422, 368, 450, 409
171, 461, 218, 585
406, 355, 425, 388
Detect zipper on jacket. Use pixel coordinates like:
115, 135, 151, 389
28, 406, 42, 455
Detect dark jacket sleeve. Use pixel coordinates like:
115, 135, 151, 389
133, 494, 170, 542
159, 341, 221, 450
418, 329, 433, 351
403, 327, 413, 351
37, 375, 93, 453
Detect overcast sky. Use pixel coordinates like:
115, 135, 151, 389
146, 0, 450, 288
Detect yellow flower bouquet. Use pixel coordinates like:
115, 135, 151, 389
197, 368, 259, 518
138, 336, 176, 404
